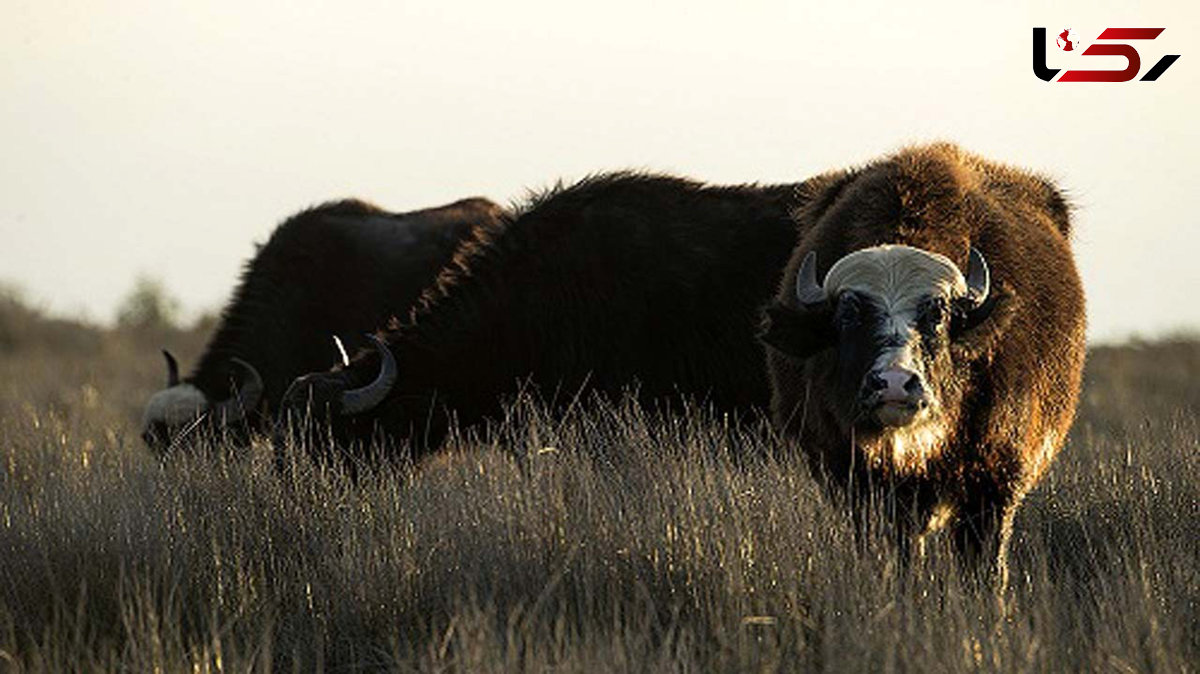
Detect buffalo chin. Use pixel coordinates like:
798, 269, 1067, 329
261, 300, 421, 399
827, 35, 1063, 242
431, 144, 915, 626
856, 414, 948, 476
872, 401, 922, 428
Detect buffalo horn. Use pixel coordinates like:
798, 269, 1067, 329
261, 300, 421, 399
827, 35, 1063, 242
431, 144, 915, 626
794, 251, 826, 307
162, 349, 180, 387
340, 335, 398, 415
212, 358, 264, 423
964, 247, 990, 309
333, 334, 350, 367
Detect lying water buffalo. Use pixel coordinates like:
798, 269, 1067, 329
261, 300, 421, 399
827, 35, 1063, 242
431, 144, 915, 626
141, 196, 505, 451
760, 143, 1085, 587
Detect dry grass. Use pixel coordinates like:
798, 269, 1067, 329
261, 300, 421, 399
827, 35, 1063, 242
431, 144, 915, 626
0, 295, 1196, 672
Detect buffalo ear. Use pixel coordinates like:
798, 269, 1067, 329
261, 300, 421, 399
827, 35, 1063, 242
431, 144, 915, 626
951, 281, 1020, 361
759, 302, 835, 360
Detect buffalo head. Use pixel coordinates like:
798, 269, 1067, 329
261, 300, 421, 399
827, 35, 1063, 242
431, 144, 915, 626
763, 244, 993, 439
140, 353, 264, 451
275, 334, 397, 433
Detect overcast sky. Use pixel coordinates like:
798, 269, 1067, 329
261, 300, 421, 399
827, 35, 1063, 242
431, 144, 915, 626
2, 0, 1195, 343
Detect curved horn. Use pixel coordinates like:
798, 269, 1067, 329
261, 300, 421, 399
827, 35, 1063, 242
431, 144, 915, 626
162, 349, 180, 387
794, 251, 826, 307
964, 247, 990, 309
340, 335, 397, 415
332, 334, 350, 367
212, 358, 264, 423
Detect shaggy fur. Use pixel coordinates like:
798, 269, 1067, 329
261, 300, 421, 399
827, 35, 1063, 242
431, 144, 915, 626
143, 196, 505, 450
760, 143, 1086, 586
279, 172, 806, 456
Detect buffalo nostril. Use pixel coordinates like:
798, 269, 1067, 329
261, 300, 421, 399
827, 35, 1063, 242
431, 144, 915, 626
867, 373, 888, 391
904, 376, 925, 396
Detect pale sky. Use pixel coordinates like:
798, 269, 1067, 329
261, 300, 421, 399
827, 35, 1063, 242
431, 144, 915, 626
2, 0, 1196, 343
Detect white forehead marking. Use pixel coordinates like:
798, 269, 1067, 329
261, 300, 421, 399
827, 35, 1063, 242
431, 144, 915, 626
143, 384, 208, 428
824, 244, 966, 308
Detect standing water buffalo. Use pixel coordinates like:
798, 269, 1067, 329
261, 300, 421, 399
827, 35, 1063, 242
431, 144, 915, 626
279, 144, 1084, 587
141, 196, 505, 451
760, 143, 1085, 587
276, 172, 807, 455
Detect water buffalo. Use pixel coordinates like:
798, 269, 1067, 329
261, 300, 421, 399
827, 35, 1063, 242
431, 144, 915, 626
276, 172, 806, 457
759, 143, 1086, 588
141, 196, 505, 451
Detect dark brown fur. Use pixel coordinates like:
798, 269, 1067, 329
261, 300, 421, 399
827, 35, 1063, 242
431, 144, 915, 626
761, 143, 1086, 586
279, 172, 806, 457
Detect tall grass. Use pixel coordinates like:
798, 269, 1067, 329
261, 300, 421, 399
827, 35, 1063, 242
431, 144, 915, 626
0, 299, 1196, 672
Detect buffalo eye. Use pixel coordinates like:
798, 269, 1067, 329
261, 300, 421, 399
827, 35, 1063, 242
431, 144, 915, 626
835, 292, 861, 331
919, 297, 948, 330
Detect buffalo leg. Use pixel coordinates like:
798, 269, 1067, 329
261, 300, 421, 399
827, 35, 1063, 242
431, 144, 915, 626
951, 495, 1012, 591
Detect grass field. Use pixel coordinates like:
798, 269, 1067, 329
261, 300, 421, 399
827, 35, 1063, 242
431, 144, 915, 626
0, 293, 1196, 672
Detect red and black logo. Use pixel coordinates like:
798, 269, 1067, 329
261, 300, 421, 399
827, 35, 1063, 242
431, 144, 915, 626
1033, 27, 1180, 82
